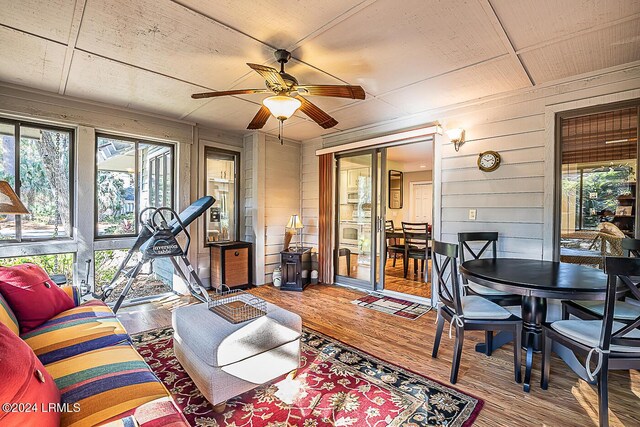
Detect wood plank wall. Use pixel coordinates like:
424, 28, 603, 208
264, 136, 301, 284
300, 65, 640, 261
301, 139, 322, 250
243, 134, 255, 245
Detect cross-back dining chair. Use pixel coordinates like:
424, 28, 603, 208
562, 238, 640, 322
401, 222, 430, 280
431, 240, 522, 384
385, 220, 404, 267
458, 232, 523, 306
541, 256, 640, 427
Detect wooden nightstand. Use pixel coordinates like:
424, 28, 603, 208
280, 247, 312, 291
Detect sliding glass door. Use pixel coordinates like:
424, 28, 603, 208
334, 140, 435, 301
335, 151, 377, 289
376, 150, 387, 291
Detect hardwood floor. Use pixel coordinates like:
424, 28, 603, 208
335, 252, 431, 298
383, 258, 431, 299
119, 285, 639, 427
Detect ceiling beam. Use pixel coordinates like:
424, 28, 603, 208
377, 53, 510, 98
0, 20, 229, 97
172, 0, 377, 121
479, 0, 535, 86
286, 0, 377, 53
515, 12, 640, 55
58, 0, 88, 95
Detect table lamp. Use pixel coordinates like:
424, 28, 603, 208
286, 214, 303, 251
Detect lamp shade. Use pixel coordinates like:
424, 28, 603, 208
263, 96, 302, 120
286, 214, 303, 230
0, 181, 29, 215
445, 128, 464, 142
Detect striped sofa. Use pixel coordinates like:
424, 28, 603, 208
0, 286, 188, 427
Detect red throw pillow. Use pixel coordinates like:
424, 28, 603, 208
0, 322, 61, 426
0, 263, 74, 333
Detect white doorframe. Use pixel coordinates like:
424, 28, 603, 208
409, 180, 433, 223
431, 133, 445, 307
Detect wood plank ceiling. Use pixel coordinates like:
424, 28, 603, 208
0, 0, 638, 140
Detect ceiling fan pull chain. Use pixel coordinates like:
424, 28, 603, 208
279, 119, 284, 145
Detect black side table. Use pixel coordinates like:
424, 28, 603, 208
280, 247, 312, 291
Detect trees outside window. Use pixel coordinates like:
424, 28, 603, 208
96, 134, 173, 237
0, 120, 73, 241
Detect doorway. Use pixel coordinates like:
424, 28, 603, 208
334, 140, 434, 300
382, 141, 433, 299
410, 182, 433, 223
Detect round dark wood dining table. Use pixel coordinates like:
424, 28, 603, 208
459, 258, 610, 392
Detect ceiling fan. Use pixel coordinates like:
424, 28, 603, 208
191, 49, 366, 132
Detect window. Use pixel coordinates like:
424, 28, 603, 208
204, 148, 239, 243
0, 119, 73, 242
96, 134, 174, 237
558, 104, 639, 264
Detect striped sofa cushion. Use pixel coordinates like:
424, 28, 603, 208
45, 343, 170, 427
0, 293, 19, 335
61, 285, 82, 307
22, 299, 130, 364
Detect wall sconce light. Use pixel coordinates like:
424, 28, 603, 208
446, 128, 465, 152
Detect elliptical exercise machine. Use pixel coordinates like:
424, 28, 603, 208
98, 196, 215, 312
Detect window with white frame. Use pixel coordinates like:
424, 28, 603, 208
0, 119, 73, 242
95, 134, 174, 237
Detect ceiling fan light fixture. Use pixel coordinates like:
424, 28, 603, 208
262, 95, 301, 121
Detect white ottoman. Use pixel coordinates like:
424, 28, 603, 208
172, 302, 301, 410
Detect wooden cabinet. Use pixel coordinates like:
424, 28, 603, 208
347, 167, 370, 190
280, 247, 311, 291
210, 241, 252, 289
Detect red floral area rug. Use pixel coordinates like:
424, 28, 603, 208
351, 294, 432, 320
131, 326, 482, 426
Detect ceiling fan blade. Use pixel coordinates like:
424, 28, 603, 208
191, 89, 268, 99
295, 96, 338, 129
247, 63, 288, 89
247, 105, 271, 130
294, 85, 366, 100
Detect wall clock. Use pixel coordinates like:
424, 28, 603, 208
478, 151, 501, 172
